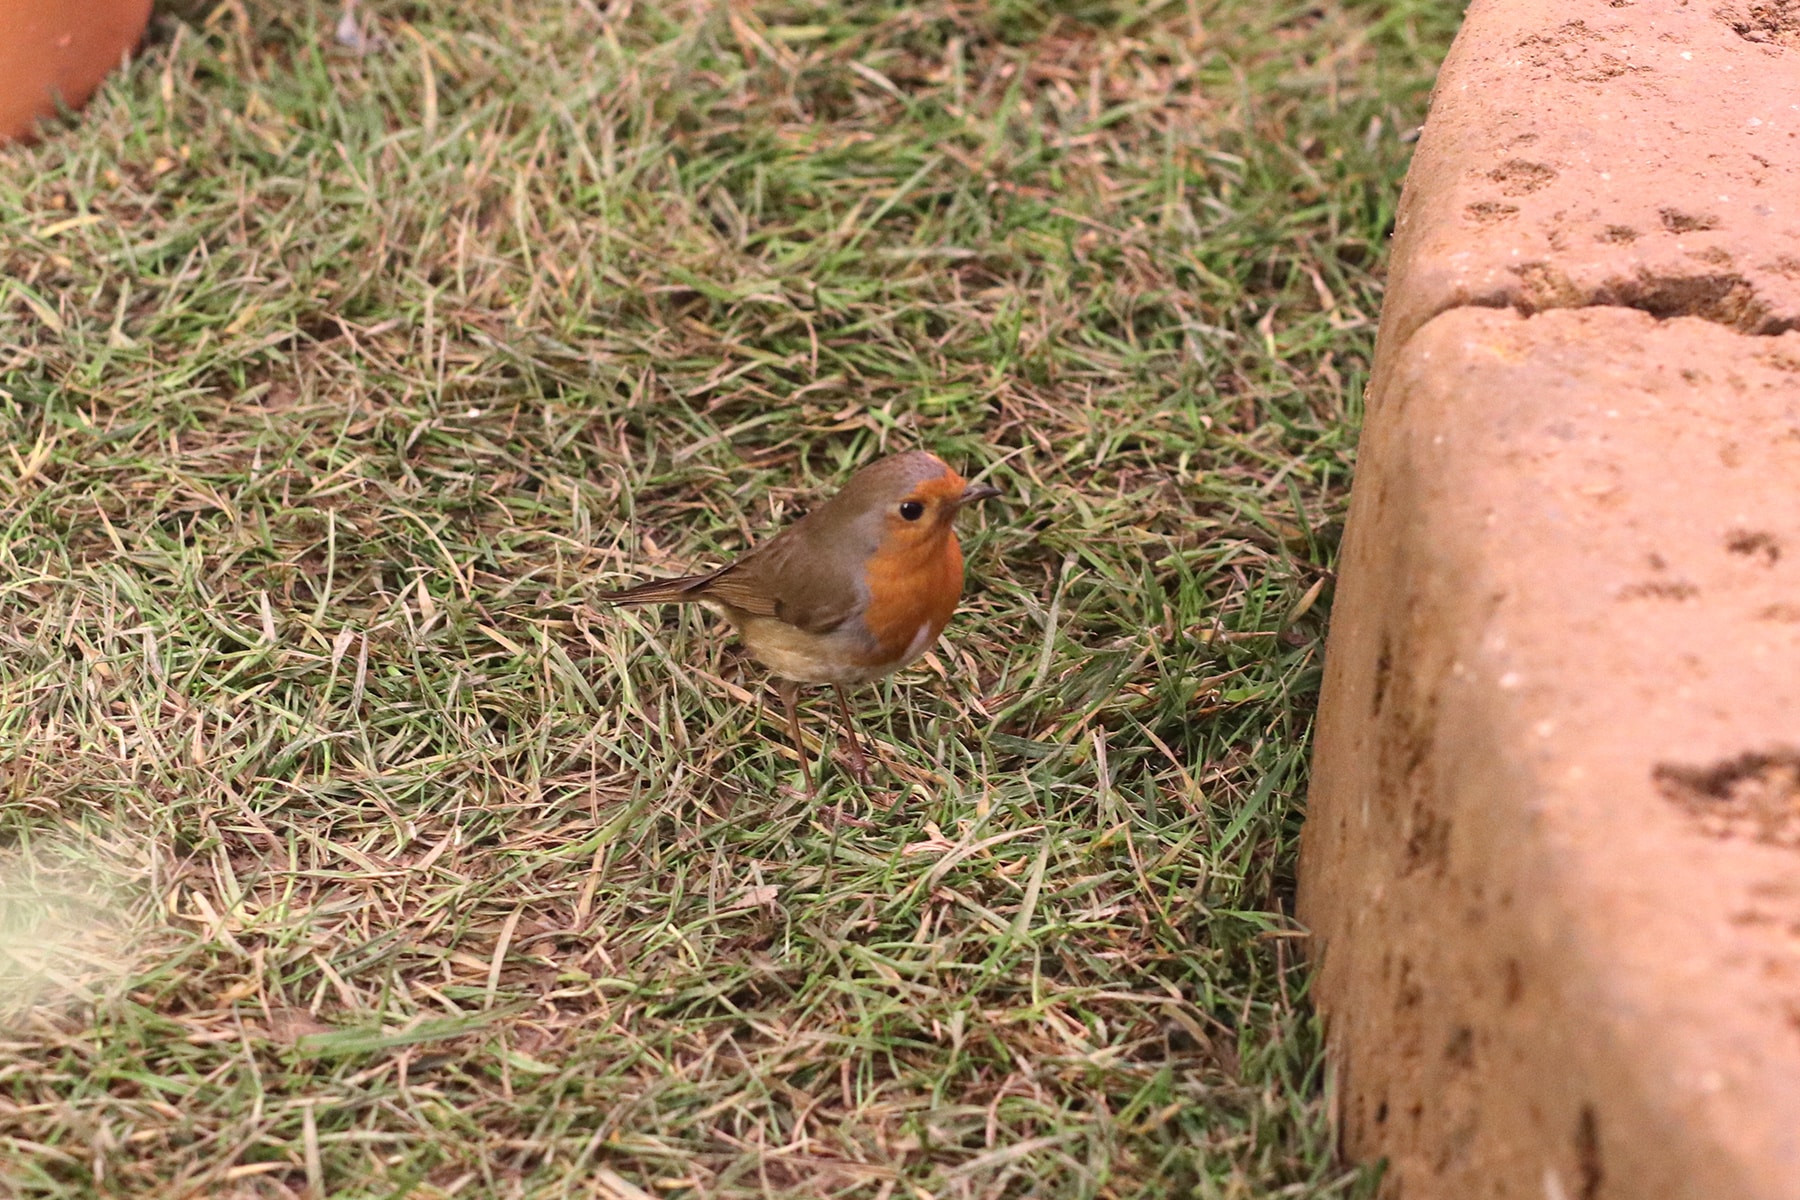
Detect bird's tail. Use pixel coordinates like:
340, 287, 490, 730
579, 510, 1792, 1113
596, 566, 726, 606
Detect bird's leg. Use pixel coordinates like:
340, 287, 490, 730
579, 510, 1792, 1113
833, 685, 874, 786
777, 678, 816, 799
335, 0, 368, 51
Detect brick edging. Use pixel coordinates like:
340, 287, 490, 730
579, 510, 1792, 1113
1299, 1, 1800, 1196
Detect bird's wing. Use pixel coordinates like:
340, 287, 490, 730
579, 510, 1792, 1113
702, 523, 865, 634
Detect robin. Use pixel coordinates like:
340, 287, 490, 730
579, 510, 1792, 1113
599, 450, 1001, 796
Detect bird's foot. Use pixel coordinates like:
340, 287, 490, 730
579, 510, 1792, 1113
823, 804, 876, 829
835, 746, 875, 787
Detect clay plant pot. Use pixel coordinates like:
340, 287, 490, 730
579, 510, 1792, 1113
0, 0, 153, 144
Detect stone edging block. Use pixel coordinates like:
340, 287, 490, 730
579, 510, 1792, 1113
1381, 0, 1800, 350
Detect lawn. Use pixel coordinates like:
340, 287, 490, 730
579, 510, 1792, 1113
0, 1, 1456, 1196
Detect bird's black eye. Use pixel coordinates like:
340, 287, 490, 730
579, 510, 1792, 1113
898, 500, 925, 521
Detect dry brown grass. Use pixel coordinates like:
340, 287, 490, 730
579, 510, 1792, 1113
0, 0, 1454, 1195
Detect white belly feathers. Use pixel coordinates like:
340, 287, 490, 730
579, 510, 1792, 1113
735, 614, 940, 686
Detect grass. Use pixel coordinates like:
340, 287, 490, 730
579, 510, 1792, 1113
0, 1, 1457, 1196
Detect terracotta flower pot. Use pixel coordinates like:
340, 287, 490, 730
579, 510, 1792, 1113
0, 0, 153, 144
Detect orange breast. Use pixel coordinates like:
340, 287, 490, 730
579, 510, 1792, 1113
857, 528, 964, 666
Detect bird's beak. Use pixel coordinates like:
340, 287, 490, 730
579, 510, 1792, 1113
957, 482, 1002, 507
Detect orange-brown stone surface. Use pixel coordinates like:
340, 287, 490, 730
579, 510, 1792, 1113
1381, 0, 1800, 349
1300, 0, 1800, 1194
0, 0, 151, 144
1305, 307, 1800, 1198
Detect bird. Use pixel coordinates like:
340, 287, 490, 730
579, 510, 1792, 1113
598, 450, 1001, 797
